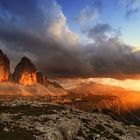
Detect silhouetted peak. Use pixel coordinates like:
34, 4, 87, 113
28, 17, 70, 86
0, 49, 4, 56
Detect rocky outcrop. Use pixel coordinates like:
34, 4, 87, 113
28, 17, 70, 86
13, 57, 37, 85
0, 99, 140, 140
0, 50, 10, 82
36, 73, 50, 86
36, 72, 44, 85
0, 50, 67, 96
43, 75, 49, 86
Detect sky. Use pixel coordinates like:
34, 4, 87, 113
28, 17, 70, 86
0, 0, 140, 79
56, 0, 140, 47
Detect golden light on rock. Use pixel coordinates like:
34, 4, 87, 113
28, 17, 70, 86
19, 72, 37, 86
0, 50, 10, 82
0, 70, 9, 82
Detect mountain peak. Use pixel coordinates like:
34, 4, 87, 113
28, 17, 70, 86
13, 57, 37, 85
0, 49, 10, 82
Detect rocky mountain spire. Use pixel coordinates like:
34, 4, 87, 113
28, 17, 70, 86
36, 72, 44, 85
13, 57, 37, 85
0, 49, 10, 82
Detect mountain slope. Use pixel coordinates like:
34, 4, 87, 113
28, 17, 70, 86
68, 82, 140, 126
0, 82, 68, 96
70, 82, 140, 107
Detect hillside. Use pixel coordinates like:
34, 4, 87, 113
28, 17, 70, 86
70, 82, 140, 107
0, 97, 140, 140
0, 82, 68, 96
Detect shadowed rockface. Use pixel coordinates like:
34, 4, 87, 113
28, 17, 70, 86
0, 50, 10, 82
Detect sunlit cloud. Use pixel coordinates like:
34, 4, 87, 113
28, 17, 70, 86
89, 78, 140, 91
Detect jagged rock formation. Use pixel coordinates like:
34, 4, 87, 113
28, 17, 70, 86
36, 72, 44, 84
0, 50, 10, 82
36, 72, 50, 86
0, 50, 60, 89
43, 75, 49, 86
13, 57, 37, 85
0, 50, 67, 96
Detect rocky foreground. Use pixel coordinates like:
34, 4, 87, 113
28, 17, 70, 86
0, 97, 140, 140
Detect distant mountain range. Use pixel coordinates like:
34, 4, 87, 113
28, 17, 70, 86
68, 82, 140, 126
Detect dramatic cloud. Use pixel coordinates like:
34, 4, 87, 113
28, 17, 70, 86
81, 23, 140, 79
84, 23, 114, 42
0, 0, 79, 44
0, 0, 140, 79
0, 0, 80, 74
75, 0, 102, 25
118, 0, 140, 17
82, 38, 140, 79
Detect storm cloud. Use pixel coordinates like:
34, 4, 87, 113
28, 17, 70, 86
0, 0, 140, 79
84, 23, 114, 42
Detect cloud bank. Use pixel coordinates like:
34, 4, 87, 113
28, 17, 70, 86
0, 0, 140, 79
